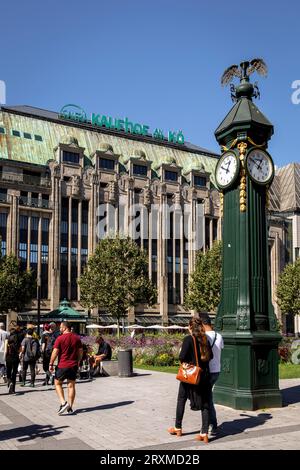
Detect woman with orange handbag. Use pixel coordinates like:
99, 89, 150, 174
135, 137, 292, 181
168, 317, 213, 443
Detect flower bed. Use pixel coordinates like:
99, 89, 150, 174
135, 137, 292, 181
82, 332, 300, 366
82, 332, 184, 366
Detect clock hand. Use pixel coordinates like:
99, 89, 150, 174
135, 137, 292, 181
256, 159, 263, 170
250, 158, 261, 169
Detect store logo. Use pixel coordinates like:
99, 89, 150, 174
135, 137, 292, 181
59, 103, 185, 144
59, 104, 87, 122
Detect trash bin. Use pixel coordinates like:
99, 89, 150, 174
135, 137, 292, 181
118, 349, 133, 377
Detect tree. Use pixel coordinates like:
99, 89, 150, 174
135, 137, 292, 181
0, 253, 36, 315
79, 236, 157, 335
276, 258, 300, 317
184, 241, 222, 313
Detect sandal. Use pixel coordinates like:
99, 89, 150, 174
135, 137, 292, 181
167, 427, 182, 436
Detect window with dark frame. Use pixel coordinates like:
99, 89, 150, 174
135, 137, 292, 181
165, 170, 178, 182
62, 151, 80, 165
23, 132, 32, 139
12, 130, 21, 137
133, 164, 148, 176
194, 175, 207, 187
99, 158, 115, 170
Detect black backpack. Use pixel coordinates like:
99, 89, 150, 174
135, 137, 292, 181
26, 338, 41, 360
45, 331, 59, 355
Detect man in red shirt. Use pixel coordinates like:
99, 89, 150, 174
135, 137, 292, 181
49, 321, 83, 415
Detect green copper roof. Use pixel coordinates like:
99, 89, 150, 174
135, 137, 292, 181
215, 97, 273, 143
0, 105, 219, 185
42, 299, 87, 322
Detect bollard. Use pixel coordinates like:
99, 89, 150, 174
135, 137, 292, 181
118, 349, 133, 377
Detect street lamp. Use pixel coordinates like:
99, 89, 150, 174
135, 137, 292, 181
37, 275, 41, 337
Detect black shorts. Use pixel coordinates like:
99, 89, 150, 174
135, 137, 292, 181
55, 366, 78, 382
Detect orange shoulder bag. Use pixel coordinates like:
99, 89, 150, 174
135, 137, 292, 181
176, 335, 202, 385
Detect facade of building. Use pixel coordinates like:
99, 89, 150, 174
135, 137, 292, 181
269, 162, 300, 333
0, 104, 298, 330
0, 105, 221, 326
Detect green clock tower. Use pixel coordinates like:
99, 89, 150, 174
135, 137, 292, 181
213, 60, 282, 410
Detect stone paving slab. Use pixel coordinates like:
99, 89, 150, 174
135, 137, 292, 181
0, 372, 299, 450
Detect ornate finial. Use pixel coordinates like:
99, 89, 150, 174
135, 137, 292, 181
221, 58, 267, 102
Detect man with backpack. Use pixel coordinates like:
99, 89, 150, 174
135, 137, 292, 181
6, 326, 22, 394
20, 328, 40, 387
41, 322, 60, 385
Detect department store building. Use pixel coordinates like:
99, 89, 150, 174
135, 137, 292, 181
0, 105, 298, 331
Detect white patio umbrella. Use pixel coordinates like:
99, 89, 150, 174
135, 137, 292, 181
86, 324, 104, 329
145, 324, 166, 329
166, 325, 188, 330
125, 324, 145, 329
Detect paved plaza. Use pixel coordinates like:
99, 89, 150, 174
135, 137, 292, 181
0, 370, 299, 451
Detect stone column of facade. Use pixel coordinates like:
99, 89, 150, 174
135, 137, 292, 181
27, 215, 31, 270
158, 184, 168, 324
217, 215, 222, 241
67, 196, 72, 300
5, 193, 12, 254
128, 306, 135, 324
148, 208, 152, 280
270, 233, 280, 326
37, 215, 42, 287
143, 185, 152, 281
113, 178, 119, 236
188, 189, 197, 275
108, 180, 118, 235
180, 196, 184, 305
10, 194, 19, 255
174, 191, 182, 306
49, 163, 61, 310
127, 177, 134, 238
88, 171, 98, 256
209, 218, 213, 249
77, 199, 82, 301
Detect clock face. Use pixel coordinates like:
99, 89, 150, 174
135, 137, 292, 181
246, 149, 274, 185
215, 152, 239, 189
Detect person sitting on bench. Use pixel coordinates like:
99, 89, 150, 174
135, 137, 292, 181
91, 336, 112, 375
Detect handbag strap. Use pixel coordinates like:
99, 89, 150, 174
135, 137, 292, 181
191, 335, 199, 367
211, 332, 217, 348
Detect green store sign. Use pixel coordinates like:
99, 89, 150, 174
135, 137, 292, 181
59, 104, 185, 145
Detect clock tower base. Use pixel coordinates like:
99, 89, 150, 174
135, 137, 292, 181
213, 331, 282, 410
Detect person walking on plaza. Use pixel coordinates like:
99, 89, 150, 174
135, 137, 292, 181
5, 327, 22, 394
41, 322, 60, 385
20, 328, 40, 387
168, 317, 213, 444
0, 322, 9, 383
200, 313, 224, 437
49, 321, 83, 415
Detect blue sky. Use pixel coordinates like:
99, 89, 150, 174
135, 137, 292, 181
1, 0, 300, 167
